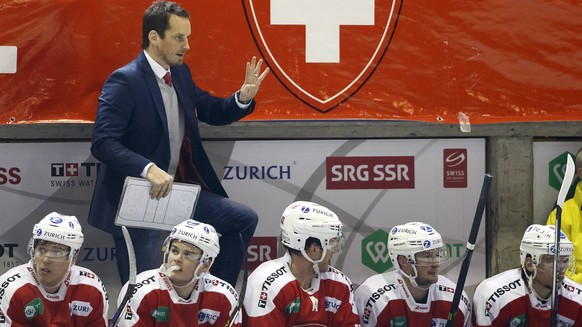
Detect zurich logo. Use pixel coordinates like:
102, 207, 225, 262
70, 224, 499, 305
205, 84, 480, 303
423, 240, 431, 249
301, 206, 310, 213
50, 217, 63, 224
36, 229, 42, 236
391, 227, 398, 234
203, 226, 210, 234
187, 220, 199, 226
549, 245, 556, 254
420, 225, 433, 233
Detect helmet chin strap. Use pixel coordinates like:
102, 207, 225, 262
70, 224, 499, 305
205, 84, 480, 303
300, 246, 328, 277
30, 255, 75, 293
162, 251, 207, 290
171, 273, 198, 290
524, 265, 551, 301
400, 263, 431, 290
526, 265, 537, 290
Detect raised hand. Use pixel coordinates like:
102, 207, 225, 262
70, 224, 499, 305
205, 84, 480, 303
238, 56, 270, 102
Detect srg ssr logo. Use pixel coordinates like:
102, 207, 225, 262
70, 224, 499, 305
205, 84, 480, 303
246, 237, 277, 270
326, 156, 415, 190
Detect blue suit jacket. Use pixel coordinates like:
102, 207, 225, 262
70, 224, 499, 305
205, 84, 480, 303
88, 51, 255, 233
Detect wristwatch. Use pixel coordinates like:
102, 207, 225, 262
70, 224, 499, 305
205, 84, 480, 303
236, 90, 252, 105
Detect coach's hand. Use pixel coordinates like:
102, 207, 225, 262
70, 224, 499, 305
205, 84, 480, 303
146, 164, 173, 200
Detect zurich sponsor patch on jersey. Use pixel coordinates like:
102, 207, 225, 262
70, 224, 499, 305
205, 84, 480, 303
70, 301, 93, 317
198, 308, 220, 324
324, 296, 342, 313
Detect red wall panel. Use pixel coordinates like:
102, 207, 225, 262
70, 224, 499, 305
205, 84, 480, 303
0, 0, 580, 124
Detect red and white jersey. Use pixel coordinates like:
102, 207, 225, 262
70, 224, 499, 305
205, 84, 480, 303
472, 268, 582, 327
117, 267, 240, 327
0, 262, 109, 327
242, 253, 360, 327
354, 270, 470, 327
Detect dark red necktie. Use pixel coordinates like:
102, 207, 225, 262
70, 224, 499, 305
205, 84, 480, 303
163, 72, 172, 87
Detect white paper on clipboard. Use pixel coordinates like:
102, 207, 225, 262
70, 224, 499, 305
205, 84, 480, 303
115, 177, 201, 231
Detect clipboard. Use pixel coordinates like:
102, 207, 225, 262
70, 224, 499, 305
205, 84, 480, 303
114, 177, 201, 231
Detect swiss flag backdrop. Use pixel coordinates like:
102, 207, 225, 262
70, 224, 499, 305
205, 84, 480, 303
0, 0, 581, 124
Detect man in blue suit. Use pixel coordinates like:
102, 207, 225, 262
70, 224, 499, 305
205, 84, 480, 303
88, 0, 269, 287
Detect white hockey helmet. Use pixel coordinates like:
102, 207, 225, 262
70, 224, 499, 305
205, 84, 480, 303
164, 219, 220, 263
520, 224, 574, 266
388, 222, 447, 267
280, 201, 344, 263
31, 212, 84, 255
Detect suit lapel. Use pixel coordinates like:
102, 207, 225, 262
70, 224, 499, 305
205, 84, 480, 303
171, 68, 198, 137
138, 52, 169, 138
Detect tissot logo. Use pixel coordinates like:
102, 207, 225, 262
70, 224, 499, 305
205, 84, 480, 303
242, 0, 403, 112
50, 162, 99, 177
326, 156, 414, 189
49, 162, 99, 188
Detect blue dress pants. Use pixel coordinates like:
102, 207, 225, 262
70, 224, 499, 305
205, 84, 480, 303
113, 189, 258, 287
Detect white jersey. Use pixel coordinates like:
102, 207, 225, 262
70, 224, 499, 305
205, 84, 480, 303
472, 268, 582, 326
354, 270, 470, 327
0, 262, 109, 326
242, 253, 360, 327
117, 267, 240, 326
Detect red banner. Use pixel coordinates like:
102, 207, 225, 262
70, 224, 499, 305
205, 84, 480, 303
0, 0, 581, 124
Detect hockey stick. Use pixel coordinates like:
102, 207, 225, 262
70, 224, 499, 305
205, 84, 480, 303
550, 154, 575, 327
445, 173, 493, 327
224, 233, 249, 327
109, 226, 137, 327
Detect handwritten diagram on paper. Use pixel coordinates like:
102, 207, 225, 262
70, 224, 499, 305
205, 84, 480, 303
115, 177, 201, 231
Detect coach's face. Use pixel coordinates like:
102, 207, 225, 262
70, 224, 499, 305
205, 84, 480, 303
148, 14, 191, 69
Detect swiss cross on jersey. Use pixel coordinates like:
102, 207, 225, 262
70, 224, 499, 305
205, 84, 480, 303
258, 292, 268, 308
123, 304, 133, 320
242, 0, 403, 113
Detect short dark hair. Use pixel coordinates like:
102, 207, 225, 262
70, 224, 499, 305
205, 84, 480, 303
286, 237, 322, 256
142, 0, 189, 49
